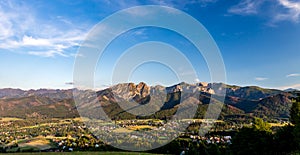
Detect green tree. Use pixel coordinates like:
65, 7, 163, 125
252, 117, 271, 132
231, 118, 273, 155
290, 97, 300, 125
290, 94, 300, 150
231, 127, 273, 155
274, 125, 297, 153
294, 125, 300, 149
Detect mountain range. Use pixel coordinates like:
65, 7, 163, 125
0, 82, 298, 121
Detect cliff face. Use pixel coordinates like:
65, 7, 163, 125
110, 82, 151, 102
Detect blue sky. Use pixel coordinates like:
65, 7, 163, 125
0, 0, 300, 90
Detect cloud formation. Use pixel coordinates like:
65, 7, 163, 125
279, 83, 300, 90
65, 82, 75, 85
255, 77, 268, 81
228, 0, 300, 24
0, 1, 87, 57
1, 0, 300, 58
228, 0, 264, 15
194, 78, 200, 83
286, 73, 300, 77
276, 0, 300, 22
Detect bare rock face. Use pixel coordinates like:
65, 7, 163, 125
111, 83, 132, 100
108, 82, 220, 104
165, 82, 216, 94
136, 82, 150, 98
127, 82, 150, 98
111, 82, 151, 101
198, 82, 208, 87
166, 84, 182, 93
128, 83, 136, 96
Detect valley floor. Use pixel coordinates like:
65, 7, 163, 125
0, 117, 298, 154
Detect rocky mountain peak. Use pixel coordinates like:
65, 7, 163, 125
111, 82, 151, 101
128, 82, 150, 98
198, 82, 208, 87
166, 84, 182, 93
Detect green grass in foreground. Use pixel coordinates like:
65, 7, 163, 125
7, 152, 164, 155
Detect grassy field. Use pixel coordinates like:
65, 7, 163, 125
127, 125, 155, 131
7, 152, 162, 155
269, 122, 290, 127
0, 117, 23, 122
113, 127, 133, 133
18, 138, 52, 150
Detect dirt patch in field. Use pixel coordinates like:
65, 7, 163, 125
19, 138, 52, 150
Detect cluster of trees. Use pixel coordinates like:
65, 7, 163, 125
291, 95, 300, 149
230, 95, 300, 155
148, 96, 300, 155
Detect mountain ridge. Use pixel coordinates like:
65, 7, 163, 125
0, 82, 297, 121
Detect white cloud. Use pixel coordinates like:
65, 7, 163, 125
276, 0, 300, 22
151, 0, 218, 8
0, 12, 14, 40
279, 83, 300, 90
65, 82, 74, 85
22, 36, 52, 46
132, 28, 146, 36
228, 0, 264, 15
28, 50, 68, 58
0, 1, 35, 39
0, 32, 85, 57
228, 0, 300, 24
104, 0, 218, 16
286, 73, 300, 77
0, 1, 87, 58
255, 77, 268, 81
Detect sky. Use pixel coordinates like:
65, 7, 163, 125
0, 0, 300, 90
